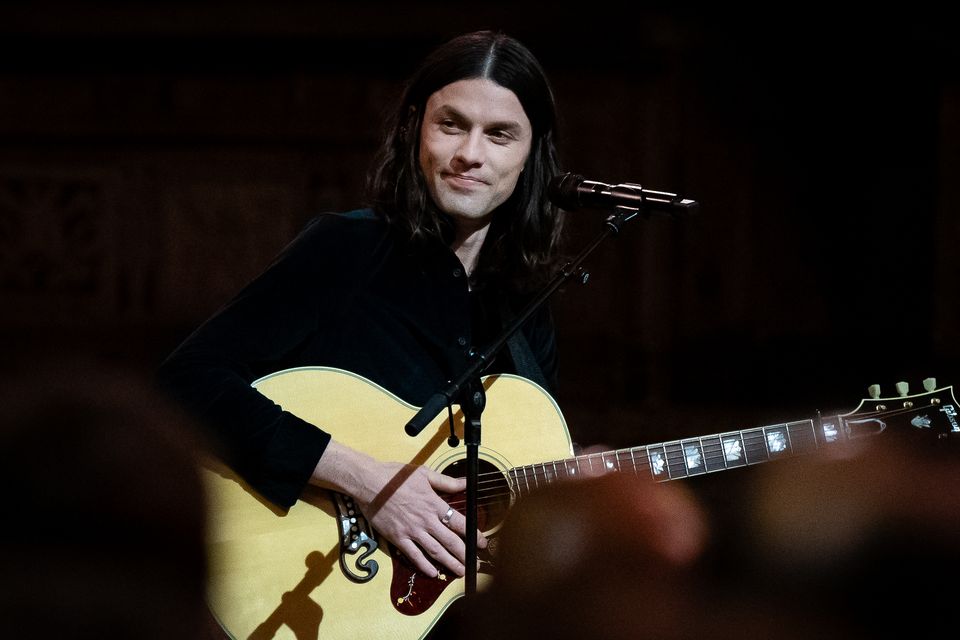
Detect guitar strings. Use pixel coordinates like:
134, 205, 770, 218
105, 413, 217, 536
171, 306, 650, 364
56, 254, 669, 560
442, 402, 935, 506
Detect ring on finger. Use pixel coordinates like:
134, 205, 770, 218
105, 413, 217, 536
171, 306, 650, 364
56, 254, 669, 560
440, 506, 454, 525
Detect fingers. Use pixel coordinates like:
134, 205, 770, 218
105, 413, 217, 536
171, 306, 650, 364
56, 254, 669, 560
366, 464, 487, 578
425, 521, 467, 576
427, 469, 466, 494
425, 470, 487, 549
441, 505, 488, 550
408, 504, 488, 577
395, 518, 466, 578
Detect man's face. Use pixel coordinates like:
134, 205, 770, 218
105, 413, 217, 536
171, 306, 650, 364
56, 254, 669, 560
419, 78, 533, 234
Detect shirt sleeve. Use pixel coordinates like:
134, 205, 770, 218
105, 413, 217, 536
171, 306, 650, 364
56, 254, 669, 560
156, 214, 371, 509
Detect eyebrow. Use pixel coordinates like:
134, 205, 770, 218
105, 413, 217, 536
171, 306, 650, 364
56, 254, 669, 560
434, 105, 525, 133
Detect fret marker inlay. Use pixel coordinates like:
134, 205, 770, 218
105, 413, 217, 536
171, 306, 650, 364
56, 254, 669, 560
723, 437, 742, 462
766, 430, 787, 453
650, 451, 665, 476
822, 421, 839, 442
684, 445, 702, 470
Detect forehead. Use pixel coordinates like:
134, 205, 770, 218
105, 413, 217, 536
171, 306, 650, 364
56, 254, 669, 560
424, 78, 531, 129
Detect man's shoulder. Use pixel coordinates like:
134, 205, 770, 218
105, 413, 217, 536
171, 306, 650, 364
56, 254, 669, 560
320, 208, 380, 223
298, 208, 391, 244
306, 208, 381, 229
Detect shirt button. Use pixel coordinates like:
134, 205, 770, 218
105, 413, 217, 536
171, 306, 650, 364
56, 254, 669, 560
452, 268, 463, 278
457, 337, 467, 346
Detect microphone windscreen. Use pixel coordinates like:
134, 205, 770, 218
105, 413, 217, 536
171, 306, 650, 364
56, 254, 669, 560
547, 173, 583, 209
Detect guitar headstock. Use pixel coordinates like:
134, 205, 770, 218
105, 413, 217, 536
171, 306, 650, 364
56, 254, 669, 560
844, 377, 960, 439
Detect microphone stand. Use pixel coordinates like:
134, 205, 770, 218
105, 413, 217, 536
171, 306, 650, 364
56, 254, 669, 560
404, 206, 642, 600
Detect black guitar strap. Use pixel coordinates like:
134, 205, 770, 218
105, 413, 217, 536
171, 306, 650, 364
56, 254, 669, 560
500, 297, 551, 392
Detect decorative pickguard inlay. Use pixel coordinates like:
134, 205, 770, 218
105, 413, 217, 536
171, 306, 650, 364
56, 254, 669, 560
332, 492, 378, 582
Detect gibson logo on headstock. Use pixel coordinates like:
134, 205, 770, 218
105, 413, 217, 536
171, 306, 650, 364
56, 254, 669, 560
941, 404, 959, 432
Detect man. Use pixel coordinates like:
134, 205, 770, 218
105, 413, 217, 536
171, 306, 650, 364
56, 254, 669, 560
158, 30, 564, 583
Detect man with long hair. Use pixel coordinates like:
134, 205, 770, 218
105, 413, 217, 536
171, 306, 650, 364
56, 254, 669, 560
159, 30, 564, 582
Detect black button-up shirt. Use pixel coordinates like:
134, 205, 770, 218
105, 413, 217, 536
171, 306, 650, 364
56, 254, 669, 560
158, 210, 558, 508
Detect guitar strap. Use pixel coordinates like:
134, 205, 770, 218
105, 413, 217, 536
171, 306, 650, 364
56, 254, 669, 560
500, 297, 551, 392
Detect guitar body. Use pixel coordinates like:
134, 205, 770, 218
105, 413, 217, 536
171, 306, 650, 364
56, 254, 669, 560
203, 367, 572, 640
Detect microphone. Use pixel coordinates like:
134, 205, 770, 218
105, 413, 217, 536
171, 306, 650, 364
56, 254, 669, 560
548, 173, 698, 216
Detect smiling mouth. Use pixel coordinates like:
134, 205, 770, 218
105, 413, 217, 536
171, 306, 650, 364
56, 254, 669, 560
443, 173, 488, 186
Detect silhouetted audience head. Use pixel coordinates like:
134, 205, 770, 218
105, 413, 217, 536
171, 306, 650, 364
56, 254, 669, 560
0, 358, 209, 639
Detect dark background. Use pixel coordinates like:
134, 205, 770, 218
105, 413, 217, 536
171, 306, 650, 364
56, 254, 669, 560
2, 2, 958, 450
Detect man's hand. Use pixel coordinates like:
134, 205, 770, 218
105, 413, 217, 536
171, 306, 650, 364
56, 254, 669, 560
310, 440, 487, 577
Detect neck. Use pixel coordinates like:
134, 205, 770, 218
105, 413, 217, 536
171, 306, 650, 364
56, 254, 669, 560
451, 222, 490, 277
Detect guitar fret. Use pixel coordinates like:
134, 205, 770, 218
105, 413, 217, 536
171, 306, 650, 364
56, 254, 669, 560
787, 420, 818, 454
629, 448, 638, 475
700, 434, 726, 472
763, 424, 789, 459
647, 445, 668, 480
664, 442, 687, 478
635, 447, 647, 477
600, 451, 615, 473
818, 414, 843, 446
742, 428, 768, 464
720, 432, 746, 467
680, 438, 706, 475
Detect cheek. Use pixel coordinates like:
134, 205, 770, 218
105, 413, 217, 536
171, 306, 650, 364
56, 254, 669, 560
505, 151, 531, 183
417, 134, 430, 173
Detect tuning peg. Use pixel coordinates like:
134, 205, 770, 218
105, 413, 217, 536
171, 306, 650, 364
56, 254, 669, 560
923, 377, 937, 392
895, 381, 909, 397
868, 384, 881, 399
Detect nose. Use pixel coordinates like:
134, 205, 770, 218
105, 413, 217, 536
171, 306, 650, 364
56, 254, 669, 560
453, 129, 485, 168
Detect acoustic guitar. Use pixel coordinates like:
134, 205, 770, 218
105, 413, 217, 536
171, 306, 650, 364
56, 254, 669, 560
203, 367, 958, 639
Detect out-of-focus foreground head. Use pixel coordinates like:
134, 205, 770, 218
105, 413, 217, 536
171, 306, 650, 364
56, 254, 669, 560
0, 358, 210, 639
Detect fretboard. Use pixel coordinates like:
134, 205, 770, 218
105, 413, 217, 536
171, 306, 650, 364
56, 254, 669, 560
508, 413, 850, 495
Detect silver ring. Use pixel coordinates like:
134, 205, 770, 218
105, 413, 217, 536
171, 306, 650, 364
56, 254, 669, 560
440, 507, 454, 525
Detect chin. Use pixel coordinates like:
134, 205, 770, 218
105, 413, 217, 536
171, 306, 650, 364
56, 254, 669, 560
437, 196, 495, 222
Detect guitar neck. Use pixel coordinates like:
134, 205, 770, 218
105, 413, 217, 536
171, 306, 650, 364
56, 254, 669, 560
508, 411, 864, 494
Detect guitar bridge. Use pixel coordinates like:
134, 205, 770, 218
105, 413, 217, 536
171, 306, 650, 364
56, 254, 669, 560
331, 491, 379, 583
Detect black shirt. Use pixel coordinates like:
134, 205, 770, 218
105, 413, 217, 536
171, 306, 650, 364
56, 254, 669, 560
158, 209, 558, 508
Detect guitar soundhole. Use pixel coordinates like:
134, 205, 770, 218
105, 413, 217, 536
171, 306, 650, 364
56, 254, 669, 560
441, 459, 511, 533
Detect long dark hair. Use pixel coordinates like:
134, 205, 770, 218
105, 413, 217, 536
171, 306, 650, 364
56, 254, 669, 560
366, 30, 564, 293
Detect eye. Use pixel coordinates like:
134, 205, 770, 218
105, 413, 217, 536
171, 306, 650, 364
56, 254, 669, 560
439, 119, 461, 132
487, 129, 514, 144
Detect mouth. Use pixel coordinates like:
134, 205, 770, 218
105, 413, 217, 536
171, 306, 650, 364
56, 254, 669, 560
442, 172, 489, 187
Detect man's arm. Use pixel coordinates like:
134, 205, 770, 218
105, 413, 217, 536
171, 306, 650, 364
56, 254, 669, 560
310, 440, 487, 577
